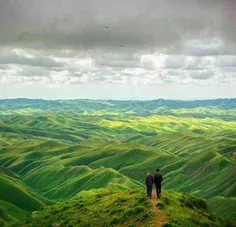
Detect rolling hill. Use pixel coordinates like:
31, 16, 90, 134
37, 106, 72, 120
0, 98, 235, 120
22, 189, 236, 227
0, 98, 235, 226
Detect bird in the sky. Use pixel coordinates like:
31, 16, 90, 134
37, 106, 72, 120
105, 26, 109, 28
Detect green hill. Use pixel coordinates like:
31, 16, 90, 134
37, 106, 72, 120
23, 165, 142, 200
0, 99, 235, 225
19, 189, 236, 227
0, 98, 235, 120
0, 170, 52, 225
207, 196, 236, 219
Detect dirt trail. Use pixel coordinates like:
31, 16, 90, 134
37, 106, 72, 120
148, 191, 168, 227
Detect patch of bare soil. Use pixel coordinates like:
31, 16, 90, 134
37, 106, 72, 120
148, 191, 168, 227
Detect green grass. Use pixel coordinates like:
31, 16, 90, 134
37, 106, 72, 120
23, 165, 142, 200
0, 200, 29, 223
0, 98, 235, 120
207, 196, 236, 219
19, 189, 235, 227
0, 175, 45, 212
0, 99, 235, 225
22, 189, 151, 227
159, 190, 236, 227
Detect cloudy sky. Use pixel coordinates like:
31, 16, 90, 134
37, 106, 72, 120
0, 0, 236, 100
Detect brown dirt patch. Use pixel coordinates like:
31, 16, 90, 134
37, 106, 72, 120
148, 191, 168, 227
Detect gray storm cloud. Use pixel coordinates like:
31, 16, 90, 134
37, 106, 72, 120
0, 48, 63, 67
0, 0, 235, 51
0, 0, 236, 99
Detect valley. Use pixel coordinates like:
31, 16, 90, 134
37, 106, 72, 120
0, 98, 235, 226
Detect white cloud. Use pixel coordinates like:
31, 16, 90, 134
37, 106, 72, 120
140, 54, 166, 70
216, 56, 236, 67
0, 47, 236, 89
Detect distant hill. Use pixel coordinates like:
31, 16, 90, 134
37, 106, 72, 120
0, 98, 235, 120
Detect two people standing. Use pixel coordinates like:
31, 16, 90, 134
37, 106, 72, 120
146, 169, 163, 198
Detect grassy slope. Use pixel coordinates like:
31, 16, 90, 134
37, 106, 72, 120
0, 200, 28, 225
0, 140, 143, 200
0, 108, 236, 223
207, 196, 236, 219
19, 188, 235, 227
23, 165, 142, 200
0, 169, 53, 225
0, 175, 45, 211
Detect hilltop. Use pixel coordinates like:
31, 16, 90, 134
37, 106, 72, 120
7, 188, 235, 227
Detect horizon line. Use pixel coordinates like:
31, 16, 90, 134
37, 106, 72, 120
0, 97, 235, 102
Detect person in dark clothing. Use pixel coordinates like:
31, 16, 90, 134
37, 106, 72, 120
154, 168, 163, 198
145, 171, 153, 198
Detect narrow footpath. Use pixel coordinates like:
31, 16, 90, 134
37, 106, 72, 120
148, 191, 168, 227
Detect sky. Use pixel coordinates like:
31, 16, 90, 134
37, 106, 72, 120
0, 0, 236, 100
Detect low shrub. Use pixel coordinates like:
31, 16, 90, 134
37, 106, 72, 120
137, 195, 146, 203
124, 208, 135, 218
136, 211, 152, 221
156, 201, 165, 209
163, 222, 179, 227
110, 216, 121, 224
162, 196, 170, 205
133, 206, 145, 215
128, 224, 136, 227
181, 195, 207, 210
76, 202, 84, 208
